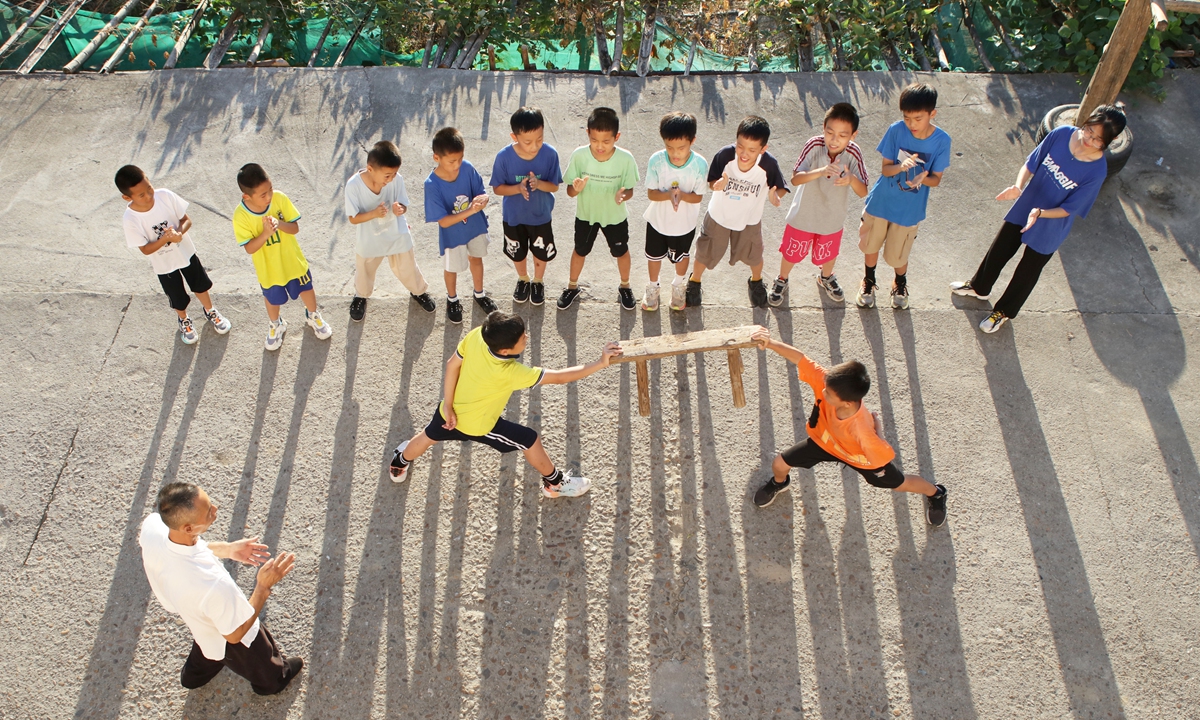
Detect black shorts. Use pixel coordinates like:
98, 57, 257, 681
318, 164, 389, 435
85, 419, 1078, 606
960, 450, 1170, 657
157, 254, 213, 311
779, 437, 905, 489
645, 224, 696, 265
423, 405, 538, 454
502, 222, 557, 263
573, 218, 629, 258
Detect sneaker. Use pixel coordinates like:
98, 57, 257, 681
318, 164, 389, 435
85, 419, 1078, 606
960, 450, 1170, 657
557, 286, 581, 310
926, 484, 948, 527
891, 282, 910, 310
203, 307, 231, 334
530, 281, 545, 306
474, 293, 498, 314
306, 308, 333, 340
264, 318, 287, 351
979, 310, 1008, 334
513, 279, 531, 303
412, 293, 436, 313
748, 278, 768, 308
447, 298, 463, 324
685, 278, 702, 307
855, 277, 877, 308
817, 274, 845, 303
178, 316, 199, 345
349, 296, 367, 322
669, 280, 687, 311
542, 474, 592, 498
753, 476, 790, 508
389, 440, 410, 483
950, 280, 987, 300
768, 277, 788, 307
619, 285, 636, 310
641, 282, 660, 311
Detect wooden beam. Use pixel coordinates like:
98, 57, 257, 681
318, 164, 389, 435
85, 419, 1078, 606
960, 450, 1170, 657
16, 0, 88, 74
203, 11, 243, 70
1078, 0, 1152, 122
0, 0, 50, 61
164, 0, 211, 69
307, 16, 336, 67
333, 3, 375, 68
635, 361, 650, 416
245, 18, 270, 66
1164, 0, 1200, 12
99, 0, 158, 73
613, 326, 762, 364
64, 0, 141, 73
727, 349, 746, 409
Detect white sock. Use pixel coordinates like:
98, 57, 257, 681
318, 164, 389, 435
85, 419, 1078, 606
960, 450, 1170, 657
447, 295, 458, 302
672, 274, 686, 286
474, 289, 486, 298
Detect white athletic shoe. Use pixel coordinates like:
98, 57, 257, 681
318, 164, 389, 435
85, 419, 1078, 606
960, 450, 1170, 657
950, 280, 988, 300
641, 282, 660, 311
306, 309, 333, 340
389, 441, 410, 483
669, 279, 687, 311
979, 310, 1009, 333
203, 306, 231, 334
265, 318, 287, 351
178, 316, 199, 345
542, 474, 591, 498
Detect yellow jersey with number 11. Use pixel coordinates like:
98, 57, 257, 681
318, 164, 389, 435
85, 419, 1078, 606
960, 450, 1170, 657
232, 191, 308, 289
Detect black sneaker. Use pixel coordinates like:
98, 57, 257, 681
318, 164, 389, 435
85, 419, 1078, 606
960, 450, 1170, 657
530, 281, 545, 306
447, 298, 463, 324
685, 278, 702, 307
474, 293, 498, 314
926, 484, 948, 527
349, 296, 367, 322
753, 476, 790, 508
256, 655, 304, 695
748, 278, 768, 308
412, 293, 436, 313
513, 279, 531, 303
618, 286, 636, 310
557, 286, 581, 310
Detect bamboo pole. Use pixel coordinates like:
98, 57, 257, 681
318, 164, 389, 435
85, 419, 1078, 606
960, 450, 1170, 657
307, 16, 336, 67
164, 0, 211, 69
958, 0, 996, 71
927, 26, 951, 70
456, 26, 488, 69
610, 0, 624, 74
594, 2, 612, 73
683, 12, 703, 76
99, 0, 158, 73
64, 0, 141, 73
0, 0, 50, 60
245, 18, 270, 66
1077, 0, 1152, 121
203, 11, 243, 70
333, 3, 374, 68
636, 0, 658, 77
17, 0, 88, 74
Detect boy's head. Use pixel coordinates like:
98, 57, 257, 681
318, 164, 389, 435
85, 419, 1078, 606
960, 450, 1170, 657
586, 107, 620, 160
659, 112, 697, 166
157, 481, 215, 534
734, 115, 771, 166
898, 83, 938, 135
510, 106, 546, 159
115, 164, 153, 206
365, 140, 402, 185
237, 163, 273, 209
1080, 104, 1127, 150
823, 360, 871, 406
432, 127, 465, 174
822, 103, 860, 156
481, 311, 527, 356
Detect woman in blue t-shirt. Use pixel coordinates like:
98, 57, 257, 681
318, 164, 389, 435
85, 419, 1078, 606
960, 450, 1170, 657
950, 105, 1126, 333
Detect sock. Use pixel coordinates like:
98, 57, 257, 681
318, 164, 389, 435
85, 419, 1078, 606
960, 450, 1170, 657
772, 475, 789, 487
777, 276, 789, 284
569, 281, 578, 289
474, 289, 486, 298
673, 274, 686, 286
542, 468, 564, 488
447, 294, 459, 303
820, 272, 832, 280
392, 450, 410, 468
750, 275, 761, 283
689, 277, 700, 285
865, 264, 877, 283
519, 275, 530, 282
895, 272, 907, 289
532, 278, 543, 285
652, 281, 660, 287
620, 281, 630, 288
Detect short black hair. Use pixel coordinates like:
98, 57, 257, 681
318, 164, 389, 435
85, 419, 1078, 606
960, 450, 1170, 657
157, 482, 200, 530
1082, 104, 1127, 149
432, 127, 466, 156
736, 115, 771, 145
481, 311, 526, 354
898, 83, 938, 113
825, 360, 871, 403
237, 163, 270, 194
367, 140, 402, 169
824, 102, 860, 133
115, 165, 146, 196
659, 112, 697, 142
587, 107, 620, 135
510, 106, 545, 135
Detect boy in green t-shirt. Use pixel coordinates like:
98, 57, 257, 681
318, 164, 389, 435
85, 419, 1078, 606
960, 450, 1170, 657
233, 163, 333, 351
389, 311, 622, 498
557, 107, 641, 311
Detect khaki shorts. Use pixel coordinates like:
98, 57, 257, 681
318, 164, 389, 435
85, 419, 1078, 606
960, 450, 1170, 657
443, 234, 489, 273
694, 212, 764, 269
355, 250, 428, 298
858, 212, 918, 268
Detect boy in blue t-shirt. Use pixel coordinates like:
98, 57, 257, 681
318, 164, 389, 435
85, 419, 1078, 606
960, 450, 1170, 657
856, 83, 952, 310
425, 127, 498, 325
490, 107, 562, 306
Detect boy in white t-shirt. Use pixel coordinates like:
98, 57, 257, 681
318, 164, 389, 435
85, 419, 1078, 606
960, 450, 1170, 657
641, 112, 709, 312
344, 140, 436, 322
117, 165, 231, 345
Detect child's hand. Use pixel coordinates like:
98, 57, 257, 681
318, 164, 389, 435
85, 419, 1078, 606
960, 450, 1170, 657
262, 215, 278, 236
751, 326, 771, 350
615, 187, 628, 205
470, 194, 489, 212
769, 187, 785, 207
160, 228, 182, 244
1021, 207, 1041, 233
832, 173, 852, 187
600, 341, 623, 367
376, 202, 389, 219
996, 185, 1022, 201
392, 202, 407, 216
898, 154, 923, 172
712, 172, 729, 192
905, 170, 929, 190
572, 176, 589, 193
670, 187, 682, 211
442, 408, 458, 431
823, 162, 846, 179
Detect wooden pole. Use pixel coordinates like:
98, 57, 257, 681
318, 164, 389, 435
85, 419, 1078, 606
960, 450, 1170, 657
333, 4, 375, 68
0, 0, 51, 61
64, 0, 142, 73
958, 0, 996, 72
636, 0, 658, 77
635, 361, 650, 417
1150, 0, 1169, 30
245, 18, 270, 66
203, 11, 243, 70
610, 0, 625, 74
307, 16, 336, 67
16, 0, 88, 74
99, 0, 158, 73
727, 349, 746, 409
164, 0, 211, 69
927, 27, 951, 70
1077, 0, 1152, 122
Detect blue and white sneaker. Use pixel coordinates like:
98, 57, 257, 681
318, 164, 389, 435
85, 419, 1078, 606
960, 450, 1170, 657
178, 316, 199, 345
265, 318, 287, 351
306, 308, 333, 340
203, 306, 231, 334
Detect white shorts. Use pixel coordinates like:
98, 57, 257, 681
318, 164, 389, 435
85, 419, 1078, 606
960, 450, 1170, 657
443, 234, 489, 273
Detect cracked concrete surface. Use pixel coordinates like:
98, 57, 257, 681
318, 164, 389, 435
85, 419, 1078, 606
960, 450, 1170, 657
0, 68, 1197, 719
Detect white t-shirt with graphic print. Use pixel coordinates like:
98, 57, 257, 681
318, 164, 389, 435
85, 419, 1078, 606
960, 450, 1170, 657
123, 188, 197, 275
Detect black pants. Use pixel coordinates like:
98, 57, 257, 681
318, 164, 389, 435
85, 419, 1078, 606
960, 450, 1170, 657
180, 623, 293, 695
969, 222, 1055, 319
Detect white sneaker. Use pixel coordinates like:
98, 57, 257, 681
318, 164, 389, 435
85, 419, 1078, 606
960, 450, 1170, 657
203, 306, 231, 334
669, 279, 687, 311
265, 318, 287, 351
855, 278, 877, 308
979, 310, 1009, 333
641, 282, 660, 311
306, 309, 333, 340
950, 280, 988, 300
389, 441, 410, 483
178, 316, 199, 345
542, 474, 591, 498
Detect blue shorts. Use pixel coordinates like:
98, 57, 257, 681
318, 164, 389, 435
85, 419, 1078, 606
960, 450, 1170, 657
261, 271, 314, 306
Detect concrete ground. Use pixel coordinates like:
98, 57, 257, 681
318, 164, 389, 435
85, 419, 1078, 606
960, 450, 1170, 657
0, 66, 1197, 720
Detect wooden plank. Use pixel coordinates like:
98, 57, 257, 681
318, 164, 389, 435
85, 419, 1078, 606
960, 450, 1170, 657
1077, 0, 1152, 121
0, 0, 50, 60
203, 11, 243, 70
635, 360, 650, 417
1165, 0, 1200, 12
612, 326, 761, 364
99, 0, 158, 73
64, 0, 141, 73
164, 0, 210, 69
727, 349, 746, 409
16, 0, 88, 74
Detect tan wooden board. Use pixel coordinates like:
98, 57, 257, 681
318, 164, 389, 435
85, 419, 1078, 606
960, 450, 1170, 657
612, 325, 762, 364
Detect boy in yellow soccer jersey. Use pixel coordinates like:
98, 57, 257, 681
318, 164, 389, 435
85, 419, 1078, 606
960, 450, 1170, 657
233, 163, 333, 350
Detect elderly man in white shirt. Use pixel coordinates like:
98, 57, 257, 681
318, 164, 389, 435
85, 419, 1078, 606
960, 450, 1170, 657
139, 482, 302, 695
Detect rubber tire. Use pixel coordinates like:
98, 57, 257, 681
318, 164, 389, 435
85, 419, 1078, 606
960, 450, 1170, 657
1034, 103, 1133, 178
